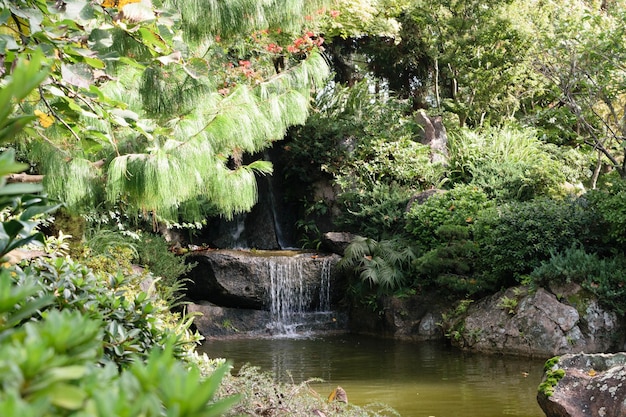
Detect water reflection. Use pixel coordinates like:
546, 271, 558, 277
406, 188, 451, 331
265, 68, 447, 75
199, 334, 546, 417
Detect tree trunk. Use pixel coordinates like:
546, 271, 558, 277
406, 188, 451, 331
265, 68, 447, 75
415, 110, 449, 165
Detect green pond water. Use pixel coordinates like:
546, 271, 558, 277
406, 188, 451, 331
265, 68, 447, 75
199, 334, 547, 417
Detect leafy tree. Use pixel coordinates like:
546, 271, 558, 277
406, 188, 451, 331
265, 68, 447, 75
530, 0, 626, 183
2, 0, 331, 223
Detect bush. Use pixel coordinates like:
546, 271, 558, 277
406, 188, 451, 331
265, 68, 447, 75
448, 125, 566, 201
15, 256, 195, 366
474, 198, 595, 286
529, 246, 626, 315
413, 225, 486, 297
585, 180, 626, 249
405, 184, 492, 251
335, 183, 412, 240
0, 274, 237, 416
136, 233, 195, 290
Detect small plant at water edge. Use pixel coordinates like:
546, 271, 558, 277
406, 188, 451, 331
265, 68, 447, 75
538, 357, 565, 397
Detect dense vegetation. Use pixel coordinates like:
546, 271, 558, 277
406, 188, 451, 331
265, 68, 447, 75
284, 0, 626, 317
2, 0, 626, 415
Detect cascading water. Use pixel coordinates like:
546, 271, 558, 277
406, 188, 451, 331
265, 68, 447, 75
267, 256, 335, 336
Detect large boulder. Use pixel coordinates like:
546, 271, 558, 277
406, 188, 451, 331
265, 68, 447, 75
184, 249, 345, 310
447, 286, 624, 357
537, 353, 626, 417
320, 232, 358, 256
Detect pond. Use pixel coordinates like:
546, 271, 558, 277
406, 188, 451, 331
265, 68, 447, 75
199, 333, 547, 417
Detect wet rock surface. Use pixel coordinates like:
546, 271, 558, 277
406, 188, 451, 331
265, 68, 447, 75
185, 249, 343, 310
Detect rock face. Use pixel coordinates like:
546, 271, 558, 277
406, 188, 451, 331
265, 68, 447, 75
185, 249, 344, 309
348, 293, 446, 341
184, 249, 348, 336
447, 286, 624, 357
188, 303, 348, 337
537, 353, 626, 417
320, 231, 358, 256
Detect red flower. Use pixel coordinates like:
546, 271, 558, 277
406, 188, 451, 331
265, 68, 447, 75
329, 10, 340, 18
265, 43, 283, 54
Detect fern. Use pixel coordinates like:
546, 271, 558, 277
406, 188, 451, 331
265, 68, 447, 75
340, 236, 418, 293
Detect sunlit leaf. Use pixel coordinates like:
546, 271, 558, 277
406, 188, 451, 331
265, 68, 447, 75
34, 110, 54, 128
61, 63, 93, 88
101, 0, 142, 8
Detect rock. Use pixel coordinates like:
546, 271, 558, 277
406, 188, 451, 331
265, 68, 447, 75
187, 303, 271, 336
405, 189, 446, 212
320, 232, 358, 255
349, 293, 446, 341
184, 249, 345, 311
449, 287, 624, 357
537, 352, 626, 417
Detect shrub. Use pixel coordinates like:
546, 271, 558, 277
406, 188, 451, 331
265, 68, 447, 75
405, 184, 491, 251
585, 180, 626, 249
339, 236, 418, 294
335, 183, 412, 240
529, 246, 626, 315
448, 125, 566, 201
474, 198, 594, 286
15, 256, 196, 366
413, 225, 485, 297
136, 233, 196, 290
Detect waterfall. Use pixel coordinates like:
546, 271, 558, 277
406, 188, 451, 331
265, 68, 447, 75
266, 256, 334, 336
319, 257, 332, 312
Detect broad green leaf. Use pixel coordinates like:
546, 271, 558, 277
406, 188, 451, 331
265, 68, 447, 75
47, 383, 87, 410
0, 183, 43, 196
0, 34, 19, 51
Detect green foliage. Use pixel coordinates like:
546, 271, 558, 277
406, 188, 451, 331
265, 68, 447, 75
283, 81, 440, 240
15, 257, 193, 366
405, 184, 491, 250
5, 0, 332, 222
538, 357, 565, 398
0, 152, 58, 260
448, 126, 566, 201
377, 0, 537, 124
414, 225, 484, 296
497, 295, 519, 315
530, 0, 626, 178
530, 246, 626, 316
335, 183, 412, 240
0, 290, 237, 416
585, 180, 626, 247
474, 198, 595, 286
0, 153, 237, 416
135, 233, 196, 302
339, 236, 418, 294
220, 365, 398, 417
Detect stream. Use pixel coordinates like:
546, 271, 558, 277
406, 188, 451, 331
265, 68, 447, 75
199, 333, 547, 417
